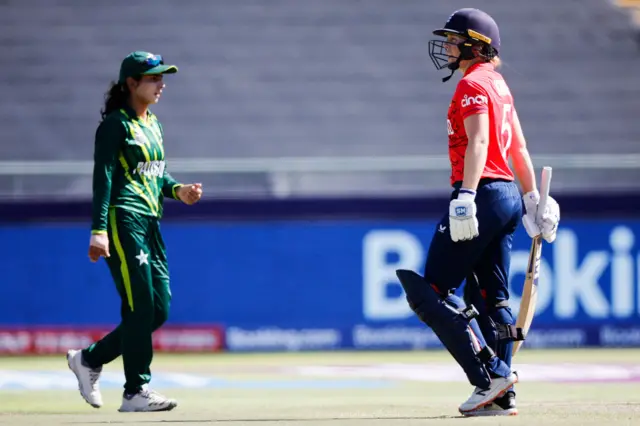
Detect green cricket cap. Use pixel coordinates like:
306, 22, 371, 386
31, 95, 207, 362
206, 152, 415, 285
118, 51, 178, 84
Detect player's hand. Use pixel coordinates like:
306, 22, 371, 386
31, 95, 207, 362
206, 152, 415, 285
88, 233, 110, 262
449, 189, 479, 242
177, 183, 203, 205
522, 190, 542, 239
538, 196, 560, 243
522, 191, 560, 243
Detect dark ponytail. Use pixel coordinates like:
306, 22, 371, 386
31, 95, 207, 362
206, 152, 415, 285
100, 81, 129, 122
100, 76, 140, 122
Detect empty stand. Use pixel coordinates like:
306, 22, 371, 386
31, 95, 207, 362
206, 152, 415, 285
0, 0, 638, 198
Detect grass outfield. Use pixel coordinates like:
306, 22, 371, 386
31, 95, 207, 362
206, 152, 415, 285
1, 349, 640, 425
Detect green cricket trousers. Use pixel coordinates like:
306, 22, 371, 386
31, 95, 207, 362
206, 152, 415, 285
82, 207, 172, 394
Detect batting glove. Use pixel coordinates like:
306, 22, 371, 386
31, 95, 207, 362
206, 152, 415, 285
522, 190, 542, 239
539, 197, 560, 243
522, 190, 560, 243
449, 189, 479, 242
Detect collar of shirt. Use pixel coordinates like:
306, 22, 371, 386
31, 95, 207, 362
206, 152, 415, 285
463, 61, 494, 77
121, 104, 154, 126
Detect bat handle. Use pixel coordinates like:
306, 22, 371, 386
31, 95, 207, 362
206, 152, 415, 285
536, 166, 552, 223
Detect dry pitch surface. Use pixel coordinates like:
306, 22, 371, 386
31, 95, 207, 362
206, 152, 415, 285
1, 349, 640, 425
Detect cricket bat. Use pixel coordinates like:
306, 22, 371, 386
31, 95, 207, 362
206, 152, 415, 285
512, 166, 552, 357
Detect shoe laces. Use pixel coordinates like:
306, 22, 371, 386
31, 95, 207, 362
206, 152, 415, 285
473, 386, 490, 396
88, 367, 102, 390
140, 388, 167, 403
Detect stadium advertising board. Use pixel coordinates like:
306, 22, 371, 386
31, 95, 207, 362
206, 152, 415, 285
1, 217, 639, 352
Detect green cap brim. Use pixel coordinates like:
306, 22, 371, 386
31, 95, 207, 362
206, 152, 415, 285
142, 64, 178, 76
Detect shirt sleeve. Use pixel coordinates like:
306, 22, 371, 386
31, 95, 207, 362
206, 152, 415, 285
457, 79, 489, 120
162, 168, 183, 200
155, 120, 183, 201
91, 118, 125, 233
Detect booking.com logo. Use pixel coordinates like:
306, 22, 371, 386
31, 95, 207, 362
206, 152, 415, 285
361, 226, 639, 321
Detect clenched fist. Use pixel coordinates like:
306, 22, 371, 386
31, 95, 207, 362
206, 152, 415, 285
176, 183, 203, 205
88, 233, 110, 262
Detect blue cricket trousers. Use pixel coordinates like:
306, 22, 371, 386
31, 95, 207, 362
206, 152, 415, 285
424, 178, 522, 303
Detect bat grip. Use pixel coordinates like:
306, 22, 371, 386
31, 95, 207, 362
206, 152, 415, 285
536, 166, 552, 223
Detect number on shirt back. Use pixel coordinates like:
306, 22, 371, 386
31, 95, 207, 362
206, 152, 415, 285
501, 103, 513, 160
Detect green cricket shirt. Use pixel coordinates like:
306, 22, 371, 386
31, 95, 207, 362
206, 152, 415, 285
91, 106, 182, 234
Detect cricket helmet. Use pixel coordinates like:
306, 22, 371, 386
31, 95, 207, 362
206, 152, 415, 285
429, 8, 501, 82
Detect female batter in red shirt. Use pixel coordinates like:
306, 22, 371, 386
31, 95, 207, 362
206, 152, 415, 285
396, 8, 560, 417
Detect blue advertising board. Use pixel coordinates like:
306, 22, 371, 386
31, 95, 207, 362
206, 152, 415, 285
2, 215, 640, 351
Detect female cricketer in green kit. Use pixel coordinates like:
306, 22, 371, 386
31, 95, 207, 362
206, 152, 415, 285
66, 51, 203, 413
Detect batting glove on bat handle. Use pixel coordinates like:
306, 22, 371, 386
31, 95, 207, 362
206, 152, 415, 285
522, 190, 542, 239
449, 189, 479, 243
539, 196, 560, 243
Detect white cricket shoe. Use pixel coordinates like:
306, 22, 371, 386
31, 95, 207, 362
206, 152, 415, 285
118, 385, 178, 412
463, 403, 518, 417
459, 371, 518, 414
464, 390, 518, 416
66, 349, 103, 408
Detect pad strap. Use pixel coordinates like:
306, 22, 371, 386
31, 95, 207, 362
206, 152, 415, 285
493, 301, 525, 341
459, 305, 479, 321
496, 324, 525, 341
477, 346, 495, 363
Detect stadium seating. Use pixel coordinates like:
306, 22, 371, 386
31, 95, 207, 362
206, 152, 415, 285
0, 0, 638, 198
